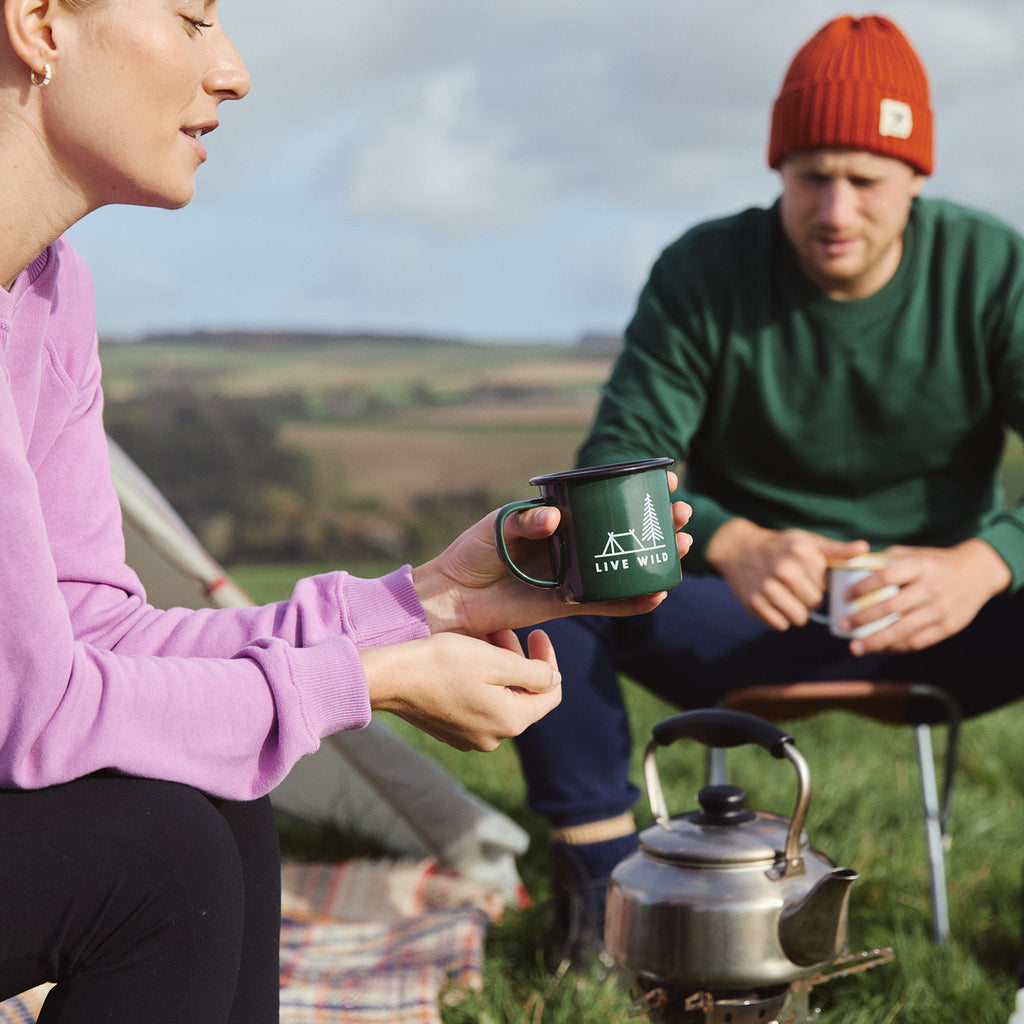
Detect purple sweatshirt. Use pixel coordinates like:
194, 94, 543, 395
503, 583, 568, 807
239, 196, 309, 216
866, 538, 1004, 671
0, 237, 430, 799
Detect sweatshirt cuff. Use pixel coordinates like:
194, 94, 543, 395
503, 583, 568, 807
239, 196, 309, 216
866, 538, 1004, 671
287, 635, 372, 740
975, 519, 1024, 594
337, 565, 431, 647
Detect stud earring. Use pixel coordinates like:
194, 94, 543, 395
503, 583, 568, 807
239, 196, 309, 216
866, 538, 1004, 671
30, 64, 52, 87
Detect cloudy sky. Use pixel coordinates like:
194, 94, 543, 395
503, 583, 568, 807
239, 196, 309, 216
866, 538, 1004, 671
67, 0, 1024, 343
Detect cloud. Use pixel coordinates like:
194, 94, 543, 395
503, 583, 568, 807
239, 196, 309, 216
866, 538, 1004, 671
230, 0, 1024, 232
67, 0, 1024, 339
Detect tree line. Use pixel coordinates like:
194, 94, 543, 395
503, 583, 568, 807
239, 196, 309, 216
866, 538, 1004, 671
105, 387, 493, 567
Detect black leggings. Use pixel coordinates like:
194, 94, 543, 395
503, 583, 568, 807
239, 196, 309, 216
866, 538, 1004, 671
0, 773, 281, 1023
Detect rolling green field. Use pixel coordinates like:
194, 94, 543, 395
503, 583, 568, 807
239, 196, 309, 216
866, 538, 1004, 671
100, 334, 619, 564
112, 333, 1024, 1023
100, 332, 1024, 533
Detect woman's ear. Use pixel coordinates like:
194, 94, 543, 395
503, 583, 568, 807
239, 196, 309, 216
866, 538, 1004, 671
4, 0, 57, 80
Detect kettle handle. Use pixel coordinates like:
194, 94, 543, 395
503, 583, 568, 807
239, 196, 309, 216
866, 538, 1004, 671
650, 708, 794, 756
644, 709, 811, 876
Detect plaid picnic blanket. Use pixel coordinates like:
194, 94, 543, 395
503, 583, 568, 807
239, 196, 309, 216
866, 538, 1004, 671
0, 857, 501, 1024
279, 857, 498, 1023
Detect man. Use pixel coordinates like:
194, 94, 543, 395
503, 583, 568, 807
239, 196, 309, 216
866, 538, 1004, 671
513, 14, 1024, 971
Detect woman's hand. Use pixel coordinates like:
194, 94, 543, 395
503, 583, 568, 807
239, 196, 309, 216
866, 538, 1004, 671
411, 473, 691, 637
360, 629, 561, 750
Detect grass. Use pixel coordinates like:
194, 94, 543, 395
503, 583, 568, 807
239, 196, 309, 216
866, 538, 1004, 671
403, 689, 1024, 1024
98, 336, 613, 405
233, 561, 1024, 1024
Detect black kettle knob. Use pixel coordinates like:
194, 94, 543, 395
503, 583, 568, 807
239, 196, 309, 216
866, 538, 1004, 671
693, 784, 756, 825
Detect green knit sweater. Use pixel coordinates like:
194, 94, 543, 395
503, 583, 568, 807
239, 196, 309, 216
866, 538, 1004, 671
579, 197, 1024, 591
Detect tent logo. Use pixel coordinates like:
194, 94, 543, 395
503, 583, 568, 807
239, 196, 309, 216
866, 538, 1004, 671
593, 492, 670, 574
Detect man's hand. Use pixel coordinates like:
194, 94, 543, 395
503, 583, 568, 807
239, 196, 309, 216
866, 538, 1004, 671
842, 538, 1012, 655
706, 518, 870, 630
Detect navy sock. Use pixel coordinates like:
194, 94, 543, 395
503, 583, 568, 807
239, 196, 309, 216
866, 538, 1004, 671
549, 833, 638, 967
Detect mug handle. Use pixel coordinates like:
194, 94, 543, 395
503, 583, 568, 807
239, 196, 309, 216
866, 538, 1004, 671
807, 592, 829, 625
493, 498, 565, 589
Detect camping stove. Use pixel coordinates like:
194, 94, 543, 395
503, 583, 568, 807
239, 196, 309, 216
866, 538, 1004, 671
631, 980, 796, 1024
625, 948, 895, 1024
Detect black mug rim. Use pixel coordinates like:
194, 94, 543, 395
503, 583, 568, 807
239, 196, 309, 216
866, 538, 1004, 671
528, 457, 674, 488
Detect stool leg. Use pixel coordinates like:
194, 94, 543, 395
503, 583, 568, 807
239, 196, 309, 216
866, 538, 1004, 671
916, 724, 950, 943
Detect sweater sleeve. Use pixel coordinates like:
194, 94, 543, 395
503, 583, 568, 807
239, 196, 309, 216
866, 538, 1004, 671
0, 240, 430, 799
0, 372, 387, 798
951, 206, 1024, 593
578, 240, 734, 571
40, 315, 427, 659
972, 267, 1024, 592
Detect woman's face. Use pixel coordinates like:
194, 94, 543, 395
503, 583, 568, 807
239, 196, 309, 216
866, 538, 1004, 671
47, 0, 250, 211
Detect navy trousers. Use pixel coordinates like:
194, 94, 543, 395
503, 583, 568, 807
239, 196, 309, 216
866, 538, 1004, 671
514, 572, 1024, 828
0, 773, 281, 1023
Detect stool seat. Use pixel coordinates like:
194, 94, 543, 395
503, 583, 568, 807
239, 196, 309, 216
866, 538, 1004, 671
708, 680, 961, 943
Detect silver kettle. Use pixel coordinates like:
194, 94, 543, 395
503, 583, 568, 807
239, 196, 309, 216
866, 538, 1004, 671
605, 709, 859, 990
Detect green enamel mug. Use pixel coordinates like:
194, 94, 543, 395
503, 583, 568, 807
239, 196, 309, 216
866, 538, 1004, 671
493, 458, 681, 604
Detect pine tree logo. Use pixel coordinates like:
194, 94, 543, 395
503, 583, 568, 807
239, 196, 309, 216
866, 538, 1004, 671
640, 492, 665, 546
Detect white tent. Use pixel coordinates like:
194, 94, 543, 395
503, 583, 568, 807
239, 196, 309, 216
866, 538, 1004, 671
109, 436, 530, 903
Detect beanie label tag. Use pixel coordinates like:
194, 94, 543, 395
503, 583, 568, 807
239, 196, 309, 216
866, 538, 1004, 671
879, 98, 913, 140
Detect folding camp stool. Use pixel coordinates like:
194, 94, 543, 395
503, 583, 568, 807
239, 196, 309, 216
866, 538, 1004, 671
706, 680, 962, 943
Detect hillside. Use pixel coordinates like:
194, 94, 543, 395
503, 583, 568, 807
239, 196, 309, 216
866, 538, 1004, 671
99, 328, 1024, 567
98, 331, 623, 565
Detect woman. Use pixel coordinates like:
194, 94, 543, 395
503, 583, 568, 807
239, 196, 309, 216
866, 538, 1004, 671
0, 2, 690, 1020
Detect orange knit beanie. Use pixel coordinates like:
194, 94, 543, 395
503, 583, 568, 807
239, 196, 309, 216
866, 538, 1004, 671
768, 14, 933, 175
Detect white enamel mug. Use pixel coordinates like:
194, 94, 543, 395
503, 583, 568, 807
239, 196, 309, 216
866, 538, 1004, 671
810, 554, 900, 639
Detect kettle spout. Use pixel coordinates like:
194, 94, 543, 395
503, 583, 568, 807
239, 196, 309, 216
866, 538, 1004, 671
778, 867, 859, 968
